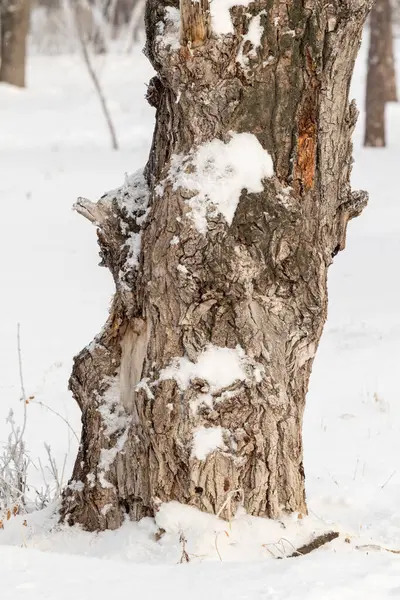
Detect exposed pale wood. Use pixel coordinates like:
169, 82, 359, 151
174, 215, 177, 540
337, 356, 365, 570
180, 0, 210, 48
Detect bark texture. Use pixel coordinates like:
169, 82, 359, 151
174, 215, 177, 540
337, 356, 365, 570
365, 0, 397, 147
61, 0, 371, 532
0, 0, 30, 87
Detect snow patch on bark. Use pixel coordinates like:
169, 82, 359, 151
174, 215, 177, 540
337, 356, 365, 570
165, 133, 273, 234
123, 233, 142, 270
96, 168, 149, 289
102, 169, 150, 289
156, 6, 180, 50
68, 480, 84, 492
192, 426, 227, 460
97, 378, 128, 437
190, 392, 214, 415
97, 377, 131, 489
237, 12, 266, 67
100, 503, 113, 516
102, 168, 149, 221
210, 1, 257, 35
98, 424, 130, 490
159, 345, 248, 392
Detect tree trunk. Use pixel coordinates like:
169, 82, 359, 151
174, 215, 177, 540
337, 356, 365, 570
61, 0, 372, 532
364, 0, 397, 147
0, 0, 30, 88
385, 0, 398, 102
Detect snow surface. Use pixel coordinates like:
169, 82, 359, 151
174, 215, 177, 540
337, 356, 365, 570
1, 36, 400, 599
165, 133, 273, 233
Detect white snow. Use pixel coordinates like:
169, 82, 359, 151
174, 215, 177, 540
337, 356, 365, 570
159, 345, 248, 391
97, 377, 126, 437
157, 6, 180, 51
99, 168, 150, 286
237, 12, 266, 67
103, 169, 150, 221
210, 1, 256, 35
177, 263, 189, 274
97, 378, 131, 488
123, 232, 142, 269
190, 392, 214, 415
167, 133, 273, 233
98, 418, 131, 489
192, 426, 227, 459
1, 31, 400, 600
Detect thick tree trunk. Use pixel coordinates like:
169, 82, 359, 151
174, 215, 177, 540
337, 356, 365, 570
0, 0, 30, 88
61, 0, 371, 532
364, 0, 397, 147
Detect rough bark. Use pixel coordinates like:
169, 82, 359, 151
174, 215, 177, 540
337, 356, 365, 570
0, 0, 30, 88
364, 0, 397, 147
61, 0, 372, 532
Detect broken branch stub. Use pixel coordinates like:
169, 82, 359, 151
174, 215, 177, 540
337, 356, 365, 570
180, 0, 210, 48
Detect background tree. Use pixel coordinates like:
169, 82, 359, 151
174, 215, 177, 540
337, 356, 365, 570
0, 0, 30, 87
61, 0, 372, 532
385, 0, 398, 102
365, 0, 398, 147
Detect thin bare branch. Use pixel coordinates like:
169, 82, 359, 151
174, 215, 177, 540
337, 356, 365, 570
72, 0, 119, 150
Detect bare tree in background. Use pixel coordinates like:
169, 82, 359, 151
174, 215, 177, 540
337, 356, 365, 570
61, 0, 372, 532
365, 0, 398, 147
0, 0, 31, 87
73, 0, 119, 149
385, 0, 398, 102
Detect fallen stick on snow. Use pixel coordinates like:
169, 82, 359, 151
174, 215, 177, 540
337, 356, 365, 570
285, 531, 340, 558
356, 544, 400, 555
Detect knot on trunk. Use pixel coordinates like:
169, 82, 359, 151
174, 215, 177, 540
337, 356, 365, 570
332, 189, 368, 257
146, 75, 164, 108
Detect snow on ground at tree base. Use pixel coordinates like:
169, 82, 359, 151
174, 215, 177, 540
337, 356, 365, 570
0, 37, 400, 598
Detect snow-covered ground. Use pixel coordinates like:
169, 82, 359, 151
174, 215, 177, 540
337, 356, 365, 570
0, 37, 400, 598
